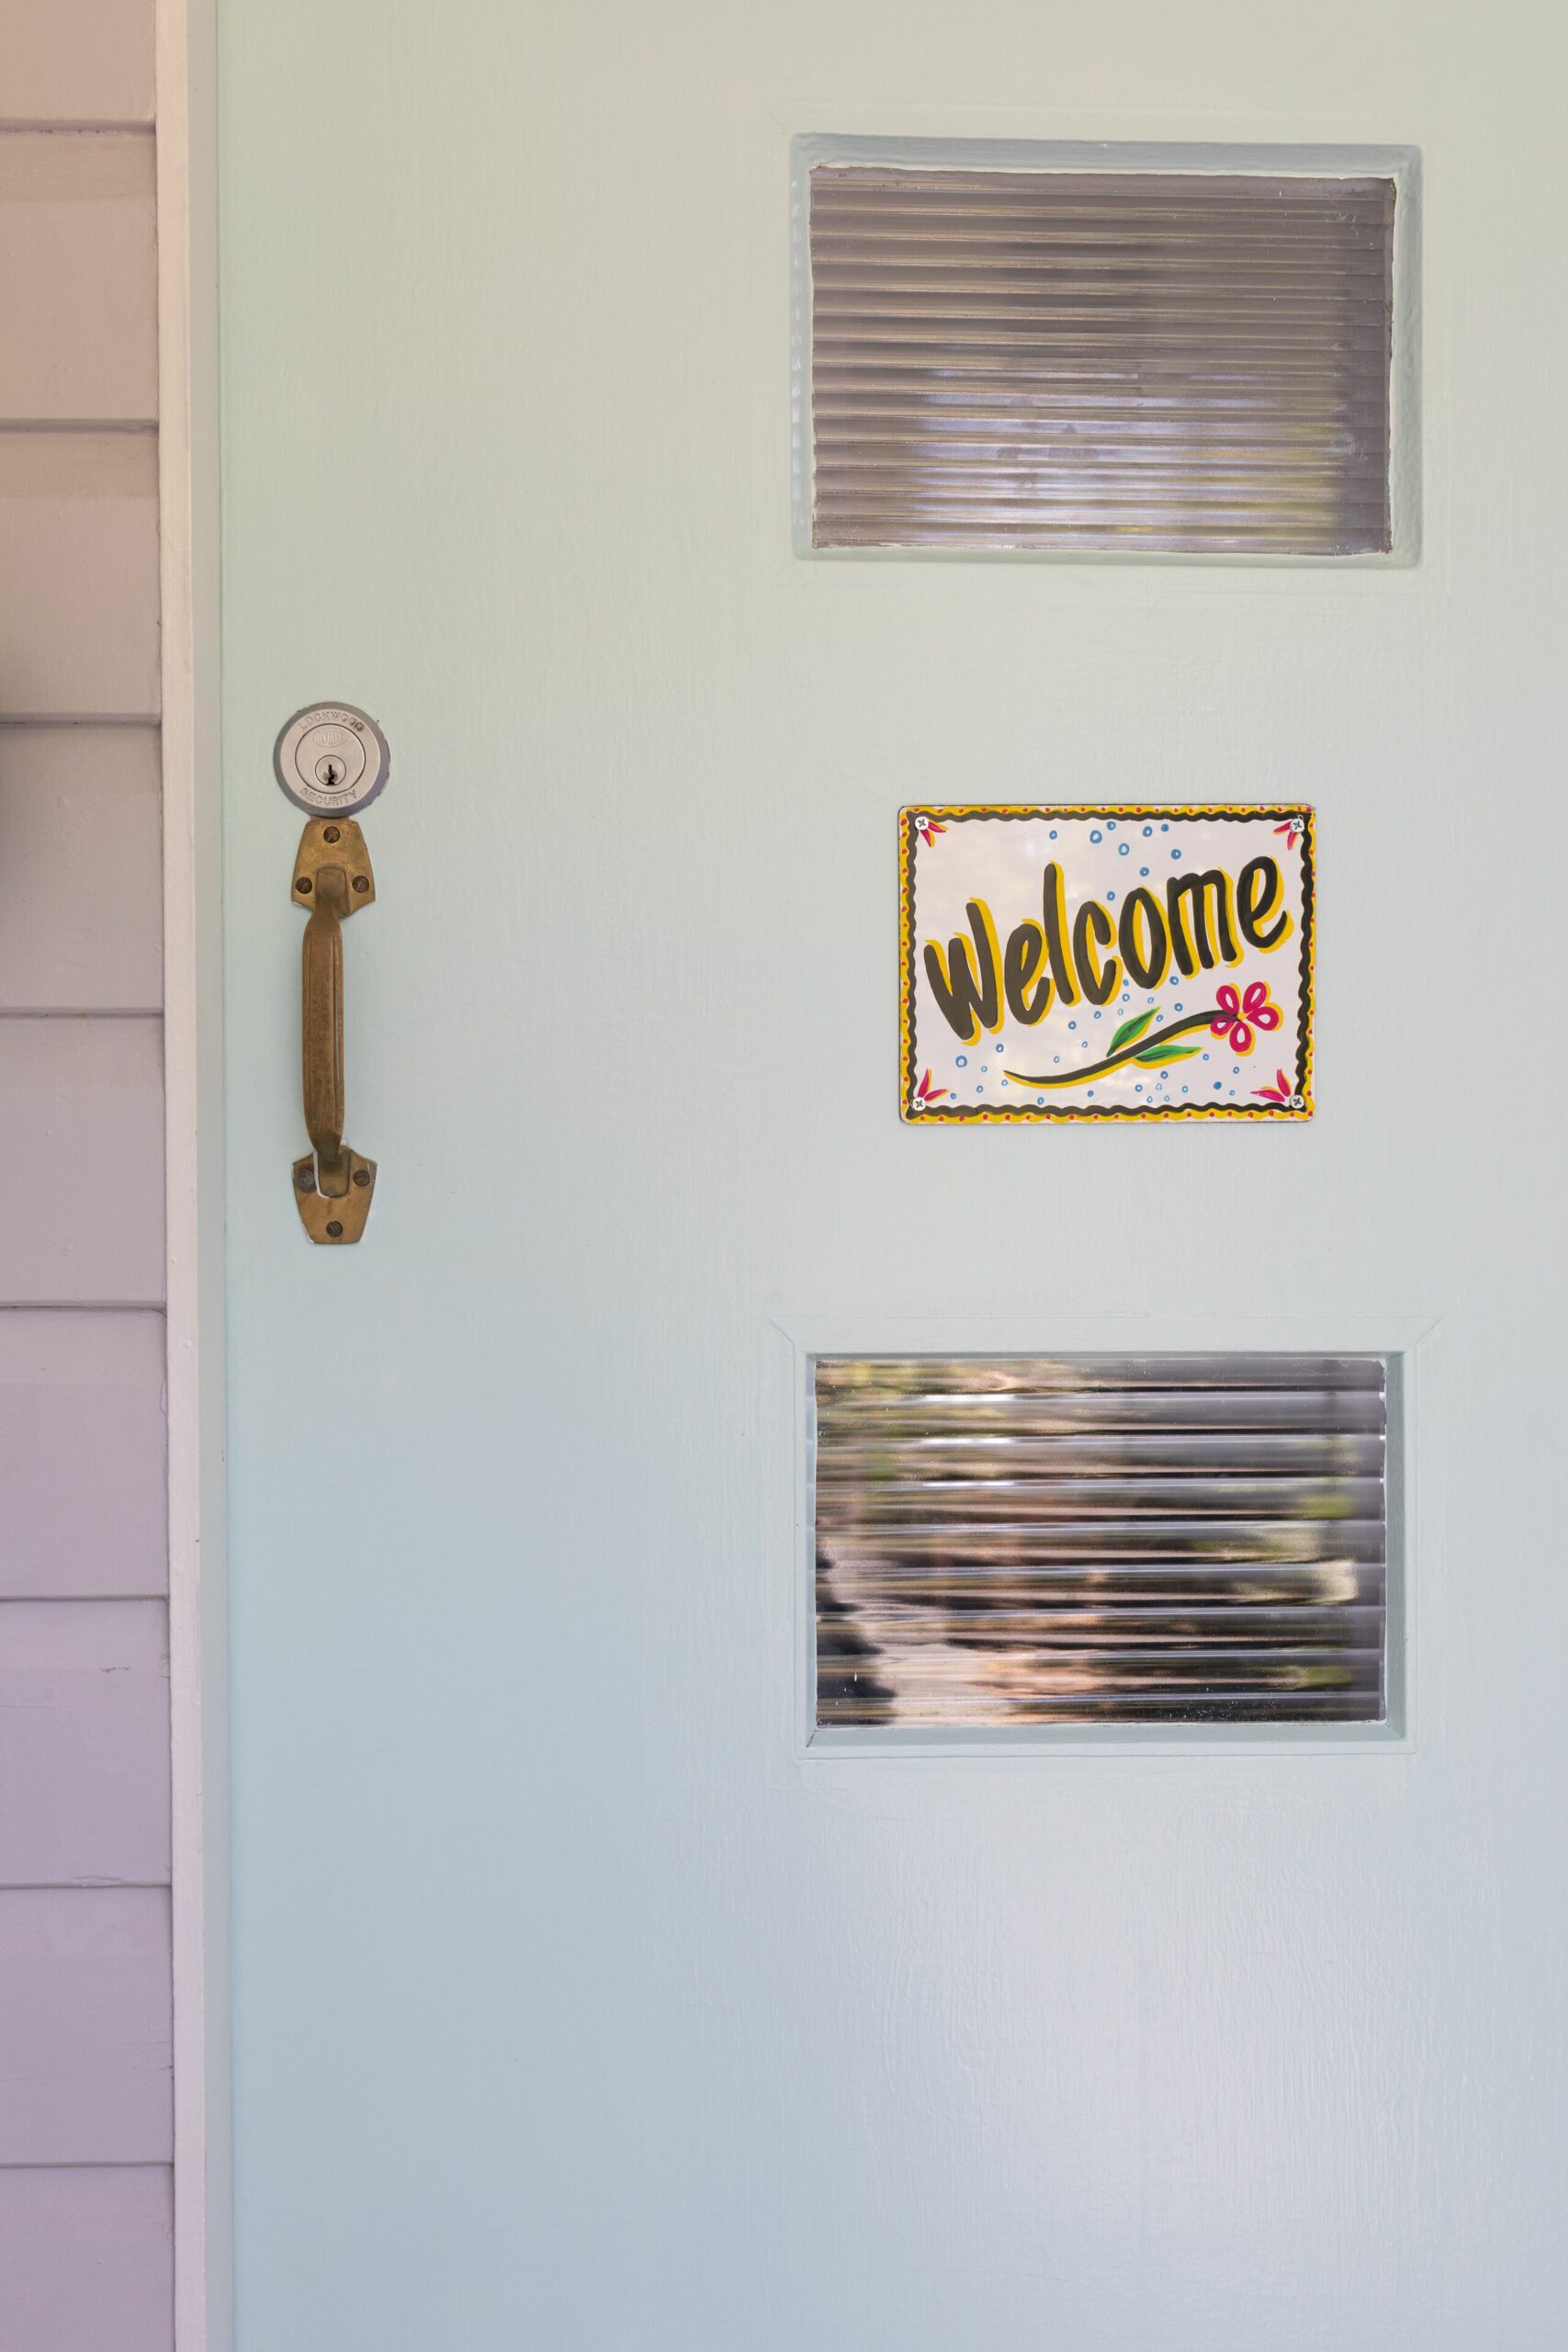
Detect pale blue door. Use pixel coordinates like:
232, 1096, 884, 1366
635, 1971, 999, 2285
219, 3, 1568, 2345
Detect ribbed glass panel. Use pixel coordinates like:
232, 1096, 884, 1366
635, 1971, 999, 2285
814, 1355, 1388, 1726
808, 168, 1394, 555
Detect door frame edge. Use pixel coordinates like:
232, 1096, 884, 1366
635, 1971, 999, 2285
157, 2, 231, 2346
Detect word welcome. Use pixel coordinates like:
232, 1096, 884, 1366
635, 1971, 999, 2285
923, 857, 1292, 1046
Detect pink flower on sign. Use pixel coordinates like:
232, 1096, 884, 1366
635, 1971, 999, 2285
912, 815, 947, 847
1274, 818, 1305, 849
1211, 980, 1281, 1057
914, 1068, 950, 1106
1253, 1069, 1296, 1104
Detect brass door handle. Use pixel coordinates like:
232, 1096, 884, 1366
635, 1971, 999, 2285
292, 818, 377, 1241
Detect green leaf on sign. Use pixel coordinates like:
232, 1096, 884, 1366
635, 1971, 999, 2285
1135, 1042, 1202, 1067
1109, 1009, 1157, 1052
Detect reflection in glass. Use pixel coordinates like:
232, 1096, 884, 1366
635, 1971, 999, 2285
815, 1355, 1388, 1725
809, 169, 1395, 556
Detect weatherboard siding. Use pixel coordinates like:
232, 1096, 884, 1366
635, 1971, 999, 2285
0, 10, 173, 2343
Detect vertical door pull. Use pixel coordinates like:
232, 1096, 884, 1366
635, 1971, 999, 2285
292, 817, 377, 1242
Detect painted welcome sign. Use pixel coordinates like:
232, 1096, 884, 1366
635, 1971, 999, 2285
900, 805, 1314, 1122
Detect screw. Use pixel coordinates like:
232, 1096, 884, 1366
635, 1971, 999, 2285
352, 876, 369, 894
352, 1169, 370, 1188
295, 1166, 313, 1191
325, 1220, 344, 1238
323, 825, 341, 842
296, 876, 312, 893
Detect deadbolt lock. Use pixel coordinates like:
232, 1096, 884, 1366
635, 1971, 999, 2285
274, 701, 389, 818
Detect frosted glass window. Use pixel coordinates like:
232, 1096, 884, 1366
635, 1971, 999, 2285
815, 1354, 1391, 1726
807, 166, 1395, 556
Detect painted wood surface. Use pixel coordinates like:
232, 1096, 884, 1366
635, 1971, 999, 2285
3, 0, 155, 128
0, 1889, 172, 2161
0, 1602, 170, 1885
0, 1018, 164, 1303
0, 135, 157, 422
0, 432, 159, 717
154, 16, 229, 2343
0, 728, 163, 1010
0, 10, 175, 2342
220, 3, 1568, 2346
0, 1311, 165, 1599
0, 2165, 173, 2352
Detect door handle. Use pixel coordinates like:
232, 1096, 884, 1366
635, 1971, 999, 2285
292, 817, 377, 1242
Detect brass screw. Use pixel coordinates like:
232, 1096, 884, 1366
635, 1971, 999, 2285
352, 1169, 370, 1188
352, 876, 369, 894
323, 825, 341, 843
325, 1220, 344, 1238
297, 876, 312, 893
295, 1167, 313, 1191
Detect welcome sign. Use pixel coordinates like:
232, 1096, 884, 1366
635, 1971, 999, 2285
900, 806, 1314, 1122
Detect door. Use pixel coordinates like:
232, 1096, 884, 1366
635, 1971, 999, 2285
218, 6, 1567, 2347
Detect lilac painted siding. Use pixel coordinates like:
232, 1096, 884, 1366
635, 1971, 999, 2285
0, 1313, 166, 1598
0, 1891, 173, 2163
0, 10, 172, 2341
0, 2168, 173, 2352
3, 1, 154, 126
0, 1604, 171, 1884
0, 733, 164, 1011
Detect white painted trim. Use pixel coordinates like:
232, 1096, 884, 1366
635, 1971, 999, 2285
156, 3, 229, 2348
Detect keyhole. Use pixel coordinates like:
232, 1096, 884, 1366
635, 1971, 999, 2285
315, 756, 344, 787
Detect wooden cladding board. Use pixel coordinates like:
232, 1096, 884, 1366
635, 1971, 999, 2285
0, 1601, 170, 1885
0, 1313, 166, 1600
0, 30, 173, 2346
0, 729, 162, 1011
0, 2166, 173, 2352
2, 0, 154, 128
0, 1019, 164, 1304
0, 136, 157, 422
0, 434, 159, 717
0, 1890, 172, 2162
